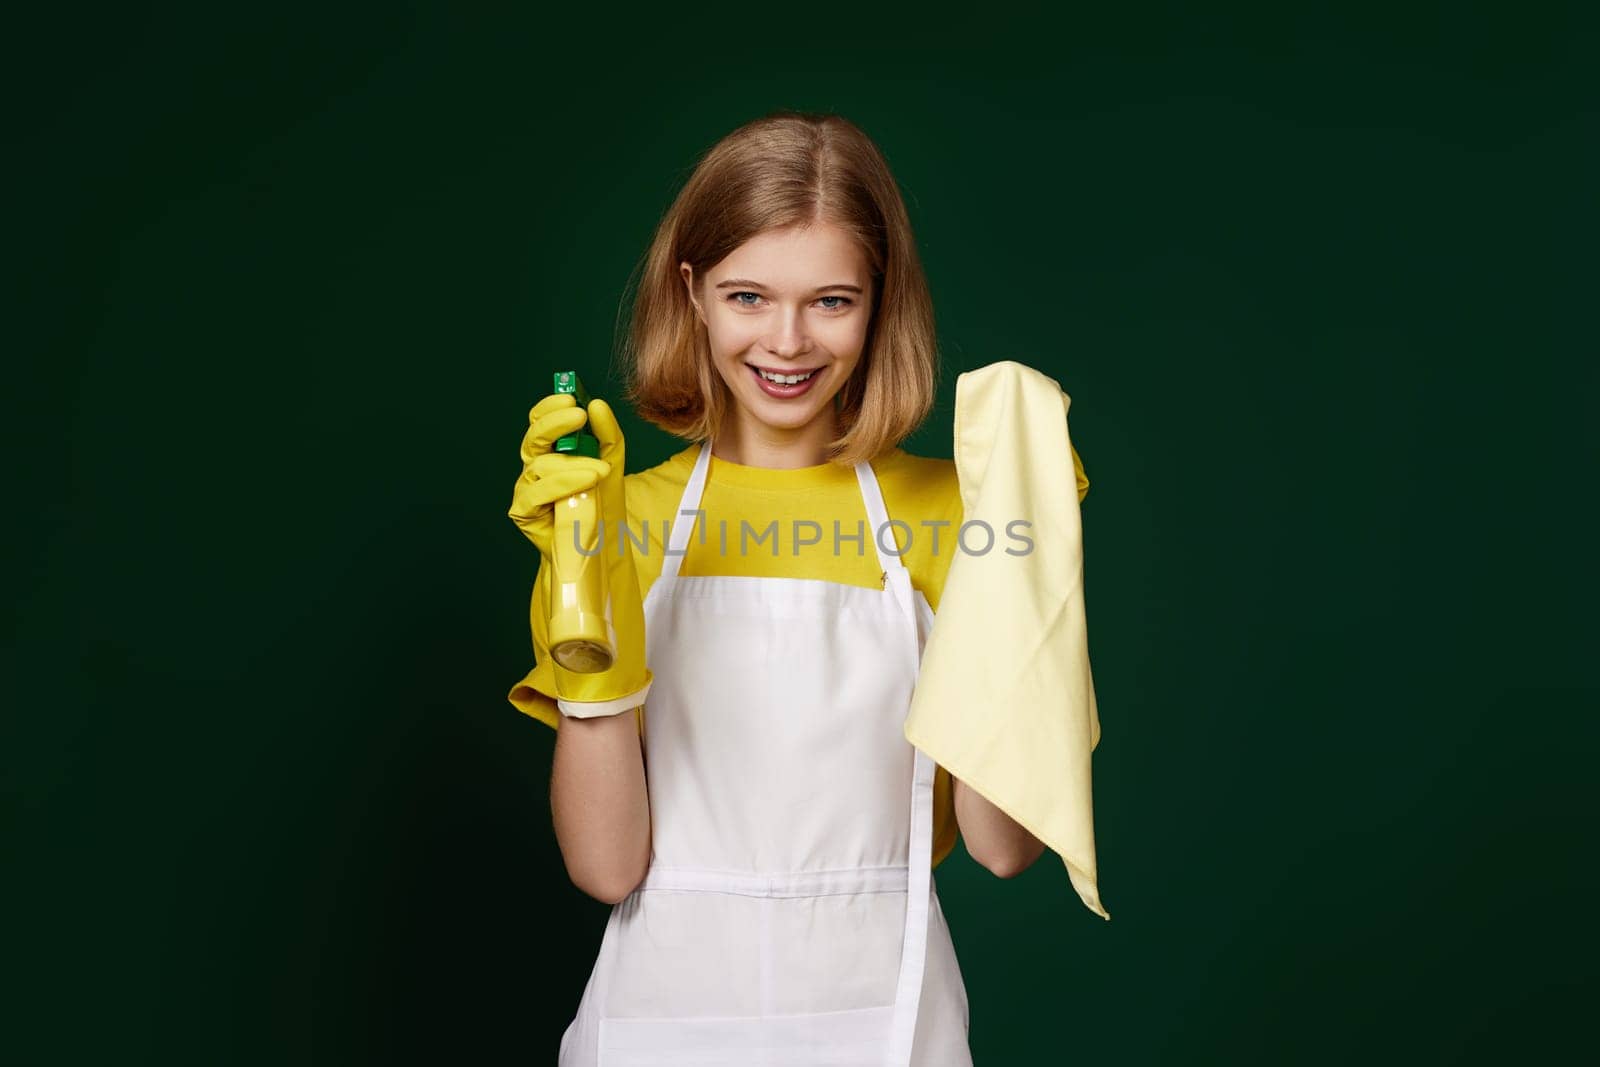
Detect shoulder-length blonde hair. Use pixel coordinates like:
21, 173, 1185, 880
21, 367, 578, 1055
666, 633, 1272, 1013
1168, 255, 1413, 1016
619, 110, 938, 468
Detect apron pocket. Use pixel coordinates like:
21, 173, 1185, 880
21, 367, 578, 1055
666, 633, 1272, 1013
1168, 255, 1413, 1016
598, 1004, 895, 1066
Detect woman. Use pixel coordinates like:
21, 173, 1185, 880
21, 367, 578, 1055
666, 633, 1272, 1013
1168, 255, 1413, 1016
508, 110, 1088, 1066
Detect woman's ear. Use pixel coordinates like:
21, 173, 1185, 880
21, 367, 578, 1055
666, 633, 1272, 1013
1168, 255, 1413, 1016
679, 262, 705, 325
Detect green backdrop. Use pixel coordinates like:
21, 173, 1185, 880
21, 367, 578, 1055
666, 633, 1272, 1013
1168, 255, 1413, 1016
10, 4, 1595, 1063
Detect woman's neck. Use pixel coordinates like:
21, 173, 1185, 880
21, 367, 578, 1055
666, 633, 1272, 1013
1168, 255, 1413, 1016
712, 408, 839, 469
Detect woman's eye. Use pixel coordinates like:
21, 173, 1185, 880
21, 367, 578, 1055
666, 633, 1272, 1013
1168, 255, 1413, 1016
726, 292, 853, 310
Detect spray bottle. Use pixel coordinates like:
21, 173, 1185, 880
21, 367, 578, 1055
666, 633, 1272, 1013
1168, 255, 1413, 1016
547, 371, 615, 673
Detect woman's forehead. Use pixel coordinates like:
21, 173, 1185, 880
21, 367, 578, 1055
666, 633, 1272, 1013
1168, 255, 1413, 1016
710, 222, 870, 290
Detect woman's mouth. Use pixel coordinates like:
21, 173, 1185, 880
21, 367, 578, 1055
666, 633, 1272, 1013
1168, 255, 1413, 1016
748, 363, 822, 399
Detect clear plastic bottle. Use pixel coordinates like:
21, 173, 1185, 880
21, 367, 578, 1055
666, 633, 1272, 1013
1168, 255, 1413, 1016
547, 371, 615, 673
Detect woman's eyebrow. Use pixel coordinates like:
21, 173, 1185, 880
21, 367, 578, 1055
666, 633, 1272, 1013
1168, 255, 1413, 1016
714, 278, 863, 294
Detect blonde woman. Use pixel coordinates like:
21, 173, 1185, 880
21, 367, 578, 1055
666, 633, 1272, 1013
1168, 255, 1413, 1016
509, 110, 1089, 1066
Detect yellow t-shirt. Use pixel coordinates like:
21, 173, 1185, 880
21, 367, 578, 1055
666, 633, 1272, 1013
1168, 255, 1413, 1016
509, 441, 1090, 870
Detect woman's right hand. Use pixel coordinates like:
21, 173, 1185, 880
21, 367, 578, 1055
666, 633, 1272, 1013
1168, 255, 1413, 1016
508, 392, 612, 559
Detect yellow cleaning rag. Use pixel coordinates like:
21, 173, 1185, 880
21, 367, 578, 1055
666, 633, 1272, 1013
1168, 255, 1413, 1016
904, 359, 1109, 920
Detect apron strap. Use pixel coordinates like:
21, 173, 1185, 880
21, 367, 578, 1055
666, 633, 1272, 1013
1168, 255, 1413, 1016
887, 745, 936, 1066
659, 440, 715, 583
855, 454, 935, 1066
854, 454, 912, 580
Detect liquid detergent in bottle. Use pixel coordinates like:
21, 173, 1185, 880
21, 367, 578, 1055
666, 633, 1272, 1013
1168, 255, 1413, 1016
547, 371, 615, 673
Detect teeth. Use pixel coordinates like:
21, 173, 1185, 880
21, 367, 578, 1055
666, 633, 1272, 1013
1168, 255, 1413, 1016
757, 368, 816, 385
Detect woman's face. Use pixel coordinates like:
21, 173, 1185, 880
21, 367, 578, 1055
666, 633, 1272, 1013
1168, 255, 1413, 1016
681, 221, 873, 445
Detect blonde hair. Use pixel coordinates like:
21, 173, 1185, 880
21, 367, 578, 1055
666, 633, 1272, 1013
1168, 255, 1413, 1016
619, 110, 938, 468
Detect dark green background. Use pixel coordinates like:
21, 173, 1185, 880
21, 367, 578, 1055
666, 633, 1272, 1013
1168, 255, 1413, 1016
10, 4, 1595, 1063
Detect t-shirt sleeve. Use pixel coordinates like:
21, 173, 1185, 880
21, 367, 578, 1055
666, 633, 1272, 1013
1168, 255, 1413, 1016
1071, 442, 1089, 502
906, 458, 965, 615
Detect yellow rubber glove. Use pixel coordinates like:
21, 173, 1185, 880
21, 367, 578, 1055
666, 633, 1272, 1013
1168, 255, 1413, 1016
508, 393, 651, 718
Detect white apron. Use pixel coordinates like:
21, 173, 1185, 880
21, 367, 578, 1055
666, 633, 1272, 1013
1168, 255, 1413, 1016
558, 440, 972, 1066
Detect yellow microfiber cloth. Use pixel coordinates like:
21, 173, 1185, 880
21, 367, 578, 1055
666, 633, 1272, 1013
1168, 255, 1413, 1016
904, 359, 1109, 920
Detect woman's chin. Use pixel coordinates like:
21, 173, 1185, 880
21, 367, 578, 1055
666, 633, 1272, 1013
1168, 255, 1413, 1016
740, 391, 824, 429
750, 410, 818, 434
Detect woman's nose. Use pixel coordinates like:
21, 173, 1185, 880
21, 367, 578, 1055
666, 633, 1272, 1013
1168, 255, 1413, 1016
763, 306, 811, 357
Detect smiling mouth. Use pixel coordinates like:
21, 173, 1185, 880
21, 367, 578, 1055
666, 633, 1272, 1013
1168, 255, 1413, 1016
749, 364, 823, 384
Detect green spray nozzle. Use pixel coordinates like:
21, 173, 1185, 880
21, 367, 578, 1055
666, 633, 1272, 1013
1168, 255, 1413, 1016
552, 371, 601, 458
